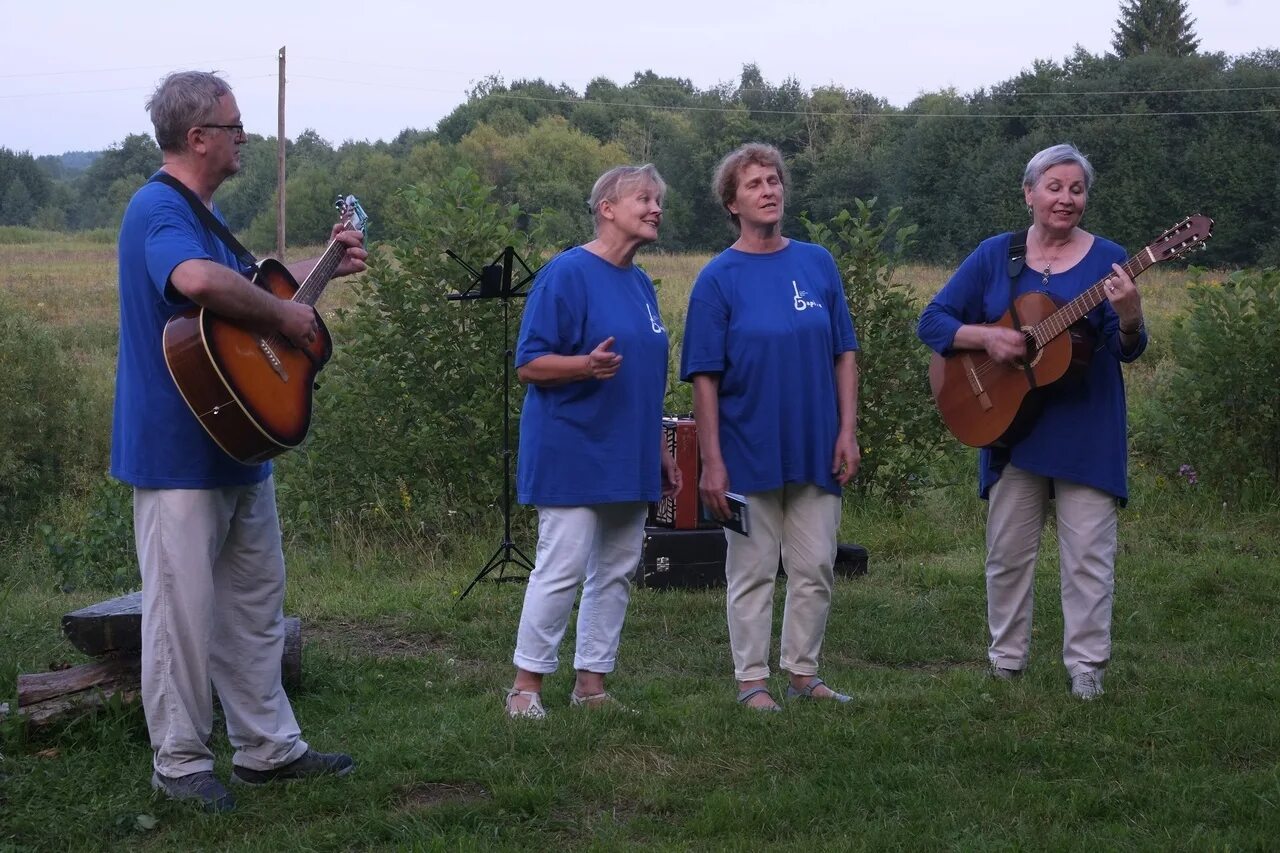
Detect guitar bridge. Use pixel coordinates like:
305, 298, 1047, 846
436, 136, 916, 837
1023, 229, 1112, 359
961, 354, 994, 412
258, 337, 290, 382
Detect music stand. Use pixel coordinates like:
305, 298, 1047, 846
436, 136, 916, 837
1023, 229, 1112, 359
448, 246, 539, 600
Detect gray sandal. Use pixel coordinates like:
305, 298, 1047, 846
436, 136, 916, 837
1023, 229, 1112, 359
785, 676, 853, 703
736, 686, 782, 712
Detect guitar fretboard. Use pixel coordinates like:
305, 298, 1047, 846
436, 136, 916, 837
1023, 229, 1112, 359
292, 238, 347, 307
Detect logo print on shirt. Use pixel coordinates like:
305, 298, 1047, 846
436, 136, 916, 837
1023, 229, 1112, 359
792, 280, 823, 312
646, 301, 665, 334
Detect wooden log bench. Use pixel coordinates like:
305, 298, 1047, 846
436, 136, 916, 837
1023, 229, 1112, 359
8, 591, 301, 726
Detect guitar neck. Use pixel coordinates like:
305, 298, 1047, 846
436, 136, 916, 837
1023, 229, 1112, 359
292, 237, 348, 307
1031, 249, 1155, 346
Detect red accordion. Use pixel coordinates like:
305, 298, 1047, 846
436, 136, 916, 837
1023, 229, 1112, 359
650, 417, 716, 530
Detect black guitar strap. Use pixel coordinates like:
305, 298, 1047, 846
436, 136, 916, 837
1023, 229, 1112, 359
149, 172, 258, 272
1006, 228, 1028, 323
1006, 228, 1038, 389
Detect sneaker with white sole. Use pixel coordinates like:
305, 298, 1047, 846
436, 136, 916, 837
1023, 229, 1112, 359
151, 770, 236, 812
231, 749, 355, 785
1070, 670, 1105, 700
989, 665, 1022, 681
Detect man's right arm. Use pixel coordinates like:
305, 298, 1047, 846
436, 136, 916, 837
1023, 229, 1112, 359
169, 259, 315, 346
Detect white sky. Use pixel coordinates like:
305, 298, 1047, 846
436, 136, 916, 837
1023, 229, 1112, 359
2, 0, 1273, 157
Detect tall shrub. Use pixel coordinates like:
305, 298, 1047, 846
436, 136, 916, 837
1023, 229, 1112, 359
804, 199, 952, 503
278, 167, 547, 534
0, 299, 86, 537
1142, 268, 1280, 504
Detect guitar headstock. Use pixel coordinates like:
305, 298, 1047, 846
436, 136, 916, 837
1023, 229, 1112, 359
334, 194, 370, 236
1147, 214, 1213, 262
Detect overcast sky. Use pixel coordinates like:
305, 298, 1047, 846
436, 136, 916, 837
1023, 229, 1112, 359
3, 0, 1274, 157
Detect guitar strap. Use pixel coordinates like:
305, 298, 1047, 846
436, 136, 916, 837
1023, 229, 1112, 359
149, 172, 258, 273
1006, 228, 1038, 389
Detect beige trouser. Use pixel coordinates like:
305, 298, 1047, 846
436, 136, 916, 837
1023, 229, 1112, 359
985, 464, 1117, 677
725, 483, 842, 682
135, 478, 307, 778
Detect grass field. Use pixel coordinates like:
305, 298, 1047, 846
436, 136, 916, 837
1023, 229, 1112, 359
2, 233, 1278, 850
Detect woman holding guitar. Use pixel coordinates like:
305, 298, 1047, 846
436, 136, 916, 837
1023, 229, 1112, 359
917, 143, 1148, 700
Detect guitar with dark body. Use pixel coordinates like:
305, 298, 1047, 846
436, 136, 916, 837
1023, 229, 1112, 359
162, 196, 368, 465
929, 215, 1213, 449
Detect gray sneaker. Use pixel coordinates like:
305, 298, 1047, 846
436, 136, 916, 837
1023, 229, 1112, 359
151, 770, 236, 813
231, 749, 355, 786
1070, 670, 1105, 700
989, 665, 1022, 681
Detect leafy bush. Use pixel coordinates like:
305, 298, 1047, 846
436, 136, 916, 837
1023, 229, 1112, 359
277, 166, 547, 535
804, 199, 953, 502
40, 475, 137, 592
1139, 268, 1280, 505
0, 299, 88, 536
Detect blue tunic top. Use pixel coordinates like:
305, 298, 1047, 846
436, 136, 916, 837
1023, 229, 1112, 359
917, 232, 1148, 502
680, 240, 859, 496
111, 175, 271, 489
515, 247, 670, 506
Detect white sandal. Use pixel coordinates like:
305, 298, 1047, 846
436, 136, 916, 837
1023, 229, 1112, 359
505, 688, 546, 719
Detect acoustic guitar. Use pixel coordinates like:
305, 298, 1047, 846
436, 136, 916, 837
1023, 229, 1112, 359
163, 196, 369, 465
929, 214, 1213, 449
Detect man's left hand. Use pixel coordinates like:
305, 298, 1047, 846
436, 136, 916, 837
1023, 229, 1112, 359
332, 222, 368, 277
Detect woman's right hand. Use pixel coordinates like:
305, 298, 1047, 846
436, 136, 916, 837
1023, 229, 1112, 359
982, 325, 1028, 365
699, 458, 731, 520
586, 336, 622, 380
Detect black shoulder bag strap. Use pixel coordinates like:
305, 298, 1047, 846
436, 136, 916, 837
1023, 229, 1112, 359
149, 172, 257, 272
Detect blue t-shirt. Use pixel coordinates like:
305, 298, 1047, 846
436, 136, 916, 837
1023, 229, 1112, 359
917, 231, 1148, 502
110, 174, 272, 489
680, 239, 859, 496
515, 247, 670, 506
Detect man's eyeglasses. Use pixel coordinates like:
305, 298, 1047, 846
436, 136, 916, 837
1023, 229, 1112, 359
199, 124, 246, 137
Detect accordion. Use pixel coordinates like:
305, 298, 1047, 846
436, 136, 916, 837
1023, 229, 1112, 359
650, 417, 717, 530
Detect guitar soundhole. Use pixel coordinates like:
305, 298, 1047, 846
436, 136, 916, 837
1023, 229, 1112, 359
1015, 330, 1041, 369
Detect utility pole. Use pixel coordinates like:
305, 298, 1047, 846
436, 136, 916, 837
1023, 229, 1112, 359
276, 46, 286, 259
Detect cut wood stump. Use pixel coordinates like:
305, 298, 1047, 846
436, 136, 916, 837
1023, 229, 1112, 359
5, 591, 302, 727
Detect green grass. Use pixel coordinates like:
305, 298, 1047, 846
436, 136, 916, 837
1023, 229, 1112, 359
3, 236, 1278, 848
3, 482, 1279, 849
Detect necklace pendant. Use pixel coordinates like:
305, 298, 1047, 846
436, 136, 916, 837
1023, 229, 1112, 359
1041, 265, 1051, 286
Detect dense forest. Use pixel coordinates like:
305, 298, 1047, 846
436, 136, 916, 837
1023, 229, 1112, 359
2, 1, 1278, 265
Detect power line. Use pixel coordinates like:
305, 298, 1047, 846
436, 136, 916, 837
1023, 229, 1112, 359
0, 56, 275, 80
291, 56, 1280, 99
282, 72, 1280, 119
0, 75, 277, 100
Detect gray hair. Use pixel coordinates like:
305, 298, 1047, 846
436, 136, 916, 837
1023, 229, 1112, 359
1023, 143, 1095, 192
588, 164, 666, 233
712, 142, 789, 231
146, 71, 233, 153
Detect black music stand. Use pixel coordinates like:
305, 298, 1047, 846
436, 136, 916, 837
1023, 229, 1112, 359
449, 246, 539, 600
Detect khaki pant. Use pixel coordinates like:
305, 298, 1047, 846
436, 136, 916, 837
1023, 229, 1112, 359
135, 478, 307, 778
725, 484, 842, 682
985, 464, 1117, 677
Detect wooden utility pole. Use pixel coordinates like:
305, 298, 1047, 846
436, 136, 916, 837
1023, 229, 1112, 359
276, 46, 286, 259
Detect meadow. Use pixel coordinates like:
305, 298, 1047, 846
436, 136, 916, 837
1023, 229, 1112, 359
1, 232, 1278, 850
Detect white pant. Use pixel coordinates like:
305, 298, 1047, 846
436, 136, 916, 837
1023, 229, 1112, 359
135, 478, 307, 778
513, 503, 648, 674
985, 464, 1117, 677
725, 484, 842, 682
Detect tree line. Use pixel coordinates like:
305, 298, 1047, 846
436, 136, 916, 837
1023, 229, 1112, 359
3, 4, 1278, 265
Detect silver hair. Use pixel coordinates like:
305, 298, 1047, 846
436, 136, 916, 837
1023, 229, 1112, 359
1023, 143, 1095, 192
146, 71, 233, 153
588, 164, 666, 233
